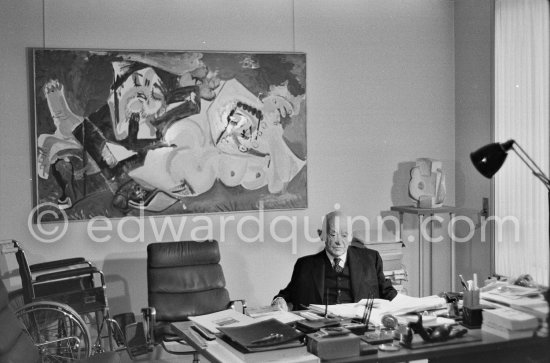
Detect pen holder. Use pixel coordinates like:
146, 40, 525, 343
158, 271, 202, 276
461, 290, 482, 328
462, 290, 480, 308
462, 306, 483, 328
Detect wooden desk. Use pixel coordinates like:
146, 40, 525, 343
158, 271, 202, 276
330, 330, 547, 363
172, 321, 547, 363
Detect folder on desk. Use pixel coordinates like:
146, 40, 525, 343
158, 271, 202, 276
218, 318, 305, 353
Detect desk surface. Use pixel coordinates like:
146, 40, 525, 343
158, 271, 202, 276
173, 321, 547, 363
172, 321, 318, 363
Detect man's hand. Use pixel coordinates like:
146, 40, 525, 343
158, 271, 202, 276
271, 297, 289, 312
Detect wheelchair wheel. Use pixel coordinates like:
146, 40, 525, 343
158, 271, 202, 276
15, 301, 92, 362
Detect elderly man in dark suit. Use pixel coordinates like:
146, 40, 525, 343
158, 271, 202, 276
272, 210, 397, 311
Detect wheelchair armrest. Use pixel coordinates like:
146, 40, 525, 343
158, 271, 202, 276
228, 299, 247, 314
34, 266, 100, 282
29, 258, 91, 272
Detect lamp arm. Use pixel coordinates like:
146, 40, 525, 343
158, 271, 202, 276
511, 143, 550, 190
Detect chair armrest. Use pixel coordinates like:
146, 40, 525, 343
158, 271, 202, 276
34, 266, 100, 282
228, 299, 247, 314
142, 307, 156, 346
29, 258, 91, 272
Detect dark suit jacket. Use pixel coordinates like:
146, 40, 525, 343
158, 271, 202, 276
275, 246, 397, 309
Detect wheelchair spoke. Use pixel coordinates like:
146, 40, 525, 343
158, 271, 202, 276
16, 301, 92, 362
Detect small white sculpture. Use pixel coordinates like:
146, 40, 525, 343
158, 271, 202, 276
408, 158, 446, 208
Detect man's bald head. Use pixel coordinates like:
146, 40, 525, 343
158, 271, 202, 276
319, 210, 351, 258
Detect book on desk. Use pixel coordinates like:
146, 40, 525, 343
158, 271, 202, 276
481, 307, 539, 339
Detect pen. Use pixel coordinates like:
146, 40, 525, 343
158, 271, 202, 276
361, 293, 371, 323
458, 274, 468, 291
361, 299, 369, 323
365, 296, 374, 328
361, 302, 368, 323
250, 333, 283, 345
362, 292, 374, 326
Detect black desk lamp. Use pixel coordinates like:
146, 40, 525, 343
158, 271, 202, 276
470, 139, 550, 338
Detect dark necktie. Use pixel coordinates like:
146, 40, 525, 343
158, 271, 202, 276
333, 258, 343, 274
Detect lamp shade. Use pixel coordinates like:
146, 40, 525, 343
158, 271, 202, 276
470, 140, 515, 179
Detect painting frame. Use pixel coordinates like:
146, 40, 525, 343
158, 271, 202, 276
29, 48, 307, 222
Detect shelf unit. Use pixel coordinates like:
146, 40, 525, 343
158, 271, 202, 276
390, 205, 459, 296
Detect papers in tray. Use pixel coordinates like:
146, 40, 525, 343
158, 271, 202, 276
218, 318, 305, 352
188, 309, 256, 334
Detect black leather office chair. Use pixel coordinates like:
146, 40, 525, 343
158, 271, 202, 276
0, 278, 121, 363
143, 240, 246, 361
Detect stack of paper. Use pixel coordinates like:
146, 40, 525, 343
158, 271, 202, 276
384, 269, 408, 293
480, 283, 548, 323
481, 307, 539, 339
360, 293, 446, 316
351, 230, 408, 292
308, 293, 447, 326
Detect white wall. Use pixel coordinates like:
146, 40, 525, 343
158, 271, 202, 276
0, 0, 459, 314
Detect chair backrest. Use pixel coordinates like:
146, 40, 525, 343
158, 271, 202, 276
147, 240, 230, 322
0, 279, 40, 363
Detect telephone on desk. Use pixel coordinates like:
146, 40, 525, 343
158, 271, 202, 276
400, 313, 468, 347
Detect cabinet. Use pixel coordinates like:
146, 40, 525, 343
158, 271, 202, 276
390, 205, 459, 296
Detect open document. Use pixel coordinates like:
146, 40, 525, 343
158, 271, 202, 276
309, 293, 447, 325
189, 309, 256, 334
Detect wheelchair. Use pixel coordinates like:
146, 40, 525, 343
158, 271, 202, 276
0, 239, 132, 361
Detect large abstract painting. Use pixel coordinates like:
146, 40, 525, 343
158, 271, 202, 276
31, 49, 307, 221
